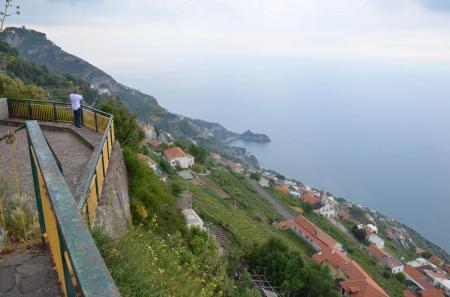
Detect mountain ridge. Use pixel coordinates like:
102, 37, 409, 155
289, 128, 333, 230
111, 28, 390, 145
0, 27, 263, 166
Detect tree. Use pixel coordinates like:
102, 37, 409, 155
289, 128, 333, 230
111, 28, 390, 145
395, 272, 406, 283
0, 0, 20, 31
187, 143, 208, 164
351, 225, 368, 244
245, 238, 338, 297
99, 98, 145, 149
250, 171, 261, 181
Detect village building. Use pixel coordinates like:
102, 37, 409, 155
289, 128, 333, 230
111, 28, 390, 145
404, 288, 446, 297
276, 183, 290, 194
141, 122, 156, 140
163, 147, 195, 168
137, 153, 158, 171
404, 265, 435, 291
289, 190, 300, 197
259, 177, 270, 188
313, 189, 338, 218
438, 279, 450, 296
429, 256, 445, 267
301, 191, 320, 205
368, 245, 404, 274
313, 247, 389, 297
339, 211, 350, 220
224, 160, 244, 174
408, 258, 435, 269
367, 234, 385, 248
277, 216, 342, 251
423, 269, 448, 287
182, 209, 204, 230
416, 247, 426, 255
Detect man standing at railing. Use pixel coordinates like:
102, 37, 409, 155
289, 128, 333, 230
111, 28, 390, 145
70, 87, 83, 128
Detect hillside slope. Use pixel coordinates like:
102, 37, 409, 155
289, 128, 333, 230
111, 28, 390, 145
0, 27, 260, 166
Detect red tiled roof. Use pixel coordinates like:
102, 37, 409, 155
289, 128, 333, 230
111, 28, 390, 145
404, 265, 434, 290
416, 247, 425, 254
403, 289, 417, 297
313, 247, 388, 297
384, 256, 403, 268
429, 256, 444, 266
419, 288, 446, 297
302, 192, 320, 205
340, 279, 389, 297
163, 147, 188, 161
276, 183, 290, 194
368, 245, 387, 260
295, 216, 338, 249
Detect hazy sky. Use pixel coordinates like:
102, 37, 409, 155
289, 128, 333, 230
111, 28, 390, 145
8, 0, 450, 76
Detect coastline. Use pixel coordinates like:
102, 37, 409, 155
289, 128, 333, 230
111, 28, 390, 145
230, 139, 450, 258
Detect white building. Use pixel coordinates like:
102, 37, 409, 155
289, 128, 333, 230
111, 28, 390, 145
314, 189, 338, 218
438, 279, 450, 296
407, 258, 434, 268
368, 234, 385, 248
163, 147, 195, 168
259, 177, 270, 188
182, 209, 204, 229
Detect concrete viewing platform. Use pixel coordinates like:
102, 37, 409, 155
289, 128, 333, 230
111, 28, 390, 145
0, 119, 103, 297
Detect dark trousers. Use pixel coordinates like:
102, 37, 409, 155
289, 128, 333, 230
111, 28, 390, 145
73, 108, 82, 127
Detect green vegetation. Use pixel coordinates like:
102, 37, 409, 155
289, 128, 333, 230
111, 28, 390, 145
100, 99, 145, 148
187, 143, 208, 164
249, 171, 261, 181
0, 177, 39, 250
93, 228, 258, 297
246, 238, 338, 297
0, 73, 46, 99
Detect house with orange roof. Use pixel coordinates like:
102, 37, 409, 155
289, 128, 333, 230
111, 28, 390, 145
163, 147, 194, 168
276, 183, 290, 194
404, 265, 435, 290
416, 247, 426, 255
403, 288, 446, 297
277, 216, 342, 251
368, 245, 403, 273
404, 289, 417, 297
429, 256, 445, 267
339, 211, 350, 220
301, 191, 320, 205
313, 247, 388, 297
419, 288, 446, 297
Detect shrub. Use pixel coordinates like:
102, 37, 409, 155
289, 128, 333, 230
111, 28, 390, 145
123, 148, 186, 235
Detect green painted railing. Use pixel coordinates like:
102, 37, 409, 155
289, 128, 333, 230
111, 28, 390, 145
27, 120, 120, 297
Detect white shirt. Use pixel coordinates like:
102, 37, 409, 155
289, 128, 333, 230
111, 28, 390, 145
70, 93, 83, 110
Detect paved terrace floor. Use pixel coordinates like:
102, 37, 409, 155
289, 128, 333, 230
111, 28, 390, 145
0, 119, 103, 297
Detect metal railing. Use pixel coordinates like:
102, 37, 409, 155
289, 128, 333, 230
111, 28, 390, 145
5, 98, 119, 296
6, 98, 115, 227
7, 98, 111, 132
27, 120, 120, 297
